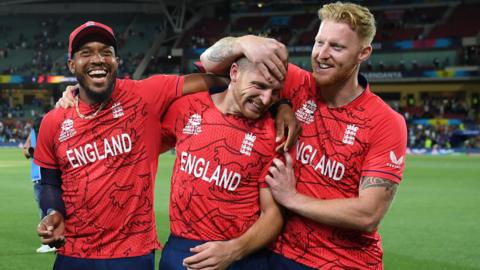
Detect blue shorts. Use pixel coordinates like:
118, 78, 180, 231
267, 251, 314, 270
53, 252, 154, 270
159, 234, 269, 270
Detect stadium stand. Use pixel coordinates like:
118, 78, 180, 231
0, 0, 479, 151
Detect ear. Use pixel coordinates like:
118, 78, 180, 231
229, 62, 239, 83
358, 44, 372, 63
67, 59, 75, 74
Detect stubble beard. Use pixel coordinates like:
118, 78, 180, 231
78, 71, 116, 104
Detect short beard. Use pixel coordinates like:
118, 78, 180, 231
78, 72, 116, 103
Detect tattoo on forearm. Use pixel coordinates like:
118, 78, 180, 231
207, 37, 235, 62
360, 177, 397, 195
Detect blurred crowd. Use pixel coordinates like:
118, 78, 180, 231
398, 98, 480, 150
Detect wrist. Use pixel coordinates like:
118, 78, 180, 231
270, 99, 292, 116
227, 238, 247, 261
281, 191, 301, 210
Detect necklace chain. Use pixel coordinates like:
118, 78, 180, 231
75, 95, 105, 120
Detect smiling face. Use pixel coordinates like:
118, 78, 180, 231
311, 20, 371, 88
68, 40, 118, 104
229, 58, 283, 119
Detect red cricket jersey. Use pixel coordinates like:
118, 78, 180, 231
34, 75, 183, 259
161, 91, 277, 241
272, 64, 407, 269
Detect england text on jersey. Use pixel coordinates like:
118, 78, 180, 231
66, 133, 132, 168
296, 141, 345, 181
179, 151, 241, 191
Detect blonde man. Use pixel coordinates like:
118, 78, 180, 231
200, 2, 407, 269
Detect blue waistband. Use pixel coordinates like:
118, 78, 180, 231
165, 235, 208, 251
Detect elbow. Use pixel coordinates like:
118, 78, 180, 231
358, 215, 381, 233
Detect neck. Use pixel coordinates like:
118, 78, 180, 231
211, 85, 240, 115
78, 89, 100, 105
319, 71, 364, 108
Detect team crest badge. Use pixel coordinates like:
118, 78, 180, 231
112, 102, 124, 118
342, 124, 358, 145
295, 100, 317, 124
240, 133, 256, 156
59, 119, 76, 142
183, 114, 202, 135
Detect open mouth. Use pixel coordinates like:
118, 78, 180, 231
247, 98, 263, 113
316, 62, 333, 70
87, 69, 108, 83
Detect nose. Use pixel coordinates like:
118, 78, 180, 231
259, 89, 273, 106
90, 52, 105, 63
316, 44, 330, 60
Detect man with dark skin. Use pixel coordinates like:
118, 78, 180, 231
36, 21, 298, 270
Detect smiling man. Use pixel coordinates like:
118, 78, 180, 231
200, 2, 408, 269
159, 57, 284, 270
33, 21, 230, 270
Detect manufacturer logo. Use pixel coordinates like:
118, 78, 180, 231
240, 133, 256, 156
112, 102, 124, 119
342, 124, 358, 145
387, 151, 404, 169
295, 100, 317, 124
59, 119, 76, 142
183, 114, 202, 135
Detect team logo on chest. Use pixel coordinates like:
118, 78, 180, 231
112, 102, 124, 119
183, 113, 202, 135
342, 124, 358, 145
240, 133, 256, 156
59, 119, 76, 142
295, 100, 317, 124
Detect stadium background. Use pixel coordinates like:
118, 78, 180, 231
0, 0, 479, 269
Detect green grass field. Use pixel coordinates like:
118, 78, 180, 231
0, 148, 479, 270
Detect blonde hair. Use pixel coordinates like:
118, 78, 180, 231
318, 1, 376, 45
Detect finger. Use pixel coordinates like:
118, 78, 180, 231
283, 123, 297, 152
264, 58, 284, 82
257, 63, 274, 83
271, 157, 286, 171
268, 48, 287, 77
184, 250, 210, 265
184, 257, 215, 269
66, 85, 77, 96
268, 165, 280, 178
274, 43, 289, 67
284, 152, 293, 169
189, 243, 209, 253
275, 117, 285, 143
275, 141, 287, 153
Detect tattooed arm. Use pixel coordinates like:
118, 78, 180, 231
267, 153, 398, 232
200, 35, 288, 83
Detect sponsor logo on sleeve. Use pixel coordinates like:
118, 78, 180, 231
183, 114, 202, 135
387, 150, 404, 169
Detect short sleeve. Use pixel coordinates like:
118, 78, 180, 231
362, 113, 407, 184
281, 64, 311, 100
134, 74, 184, 119
33, 112, 59, 169
159, 97, 183, 152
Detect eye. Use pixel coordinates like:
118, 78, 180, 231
332, 45, 343, 51
102, 50, 113, 57
79, 50, 91, 57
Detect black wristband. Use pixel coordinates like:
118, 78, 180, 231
269, 99, 292, 116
